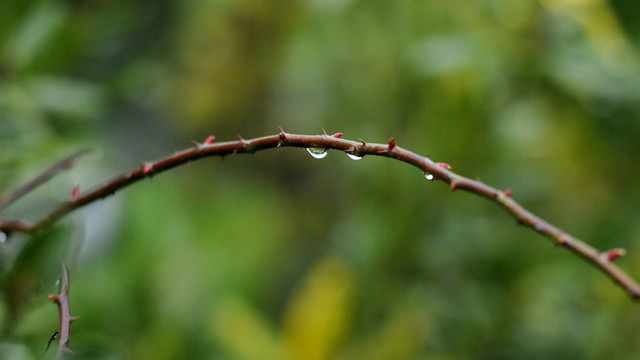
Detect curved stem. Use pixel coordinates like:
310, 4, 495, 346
1, 132, 639, 300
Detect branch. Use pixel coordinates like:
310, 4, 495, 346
1, 132, 639, 300
48, 262, 77, 357
0, 149, 91, 211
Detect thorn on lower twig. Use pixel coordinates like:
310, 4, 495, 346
71, 185, 79, 202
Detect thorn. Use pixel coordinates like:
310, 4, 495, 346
504, 188, 512, 197
48, 294, 60, 302
357, 138, 366, 145
204, 135, 215, 145
71, 185, 79, 202
71, 316, 80, 322
143, 162, 153, 174
436, 162, 452, 170
450, 181, 457, 191
322, 128, 328, 136
279, 132, 287, 141
426, 153, 431, 159
331, 132, 343, 138
555, 234, 567, 246
388, 137, 396, 151
603, 248, 626, 262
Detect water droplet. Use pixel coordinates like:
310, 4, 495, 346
56, 279, 60, 286
0, 231, 6, 243
346, 153, 362, 160
424, 172, 434, 181
307, 147, 328, 159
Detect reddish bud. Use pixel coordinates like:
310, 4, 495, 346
436, 162, 452, 170
555, 234, 567, 246
48, 294, 60, 302
388, 137, 396, 151
603, 248, 626, 262
204, 135, 215, 144
331, 132, 343, 138
279, 132, 287, 141
71, 185, 79, 202
450, 181, 457, 190
504, 188, 512, 197
143, 162, 152, 174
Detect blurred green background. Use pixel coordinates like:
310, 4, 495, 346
2, 0, 640, 359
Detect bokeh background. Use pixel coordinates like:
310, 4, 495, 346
2, 0, 640, 359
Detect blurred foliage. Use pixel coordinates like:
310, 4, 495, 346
2, 0, 640, 359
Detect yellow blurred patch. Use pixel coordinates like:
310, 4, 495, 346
283, 258, 354, 360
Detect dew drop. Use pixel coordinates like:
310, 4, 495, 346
0, 231, 6, 243
346, 153, 362, 160
307, 147, 328, 159
424, 172, 434, 181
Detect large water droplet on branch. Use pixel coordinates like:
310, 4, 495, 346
424, 172, 434, 181
307, 147, 328, 159
346, 153, 362, 160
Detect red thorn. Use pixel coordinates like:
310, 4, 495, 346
204, 135, 215, 144
143, 162, 152, 174
555, 234, 567, 246
450, 181, 457, 190
388, 137, 396, 151
331, 132, 343, 138
279, 132, 287, 141
504, 188, 512, 197
604, 248, 626, 262
71, 185, 79, 202
48, 294, 60, 302
436, 162, 452, 170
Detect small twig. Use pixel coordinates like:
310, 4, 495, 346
0, 132, 639, 300
48, 263, 76, 357
0, 149, 91, 210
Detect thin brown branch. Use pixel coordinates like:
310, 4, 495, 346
48, 262, 76, 357
1, 132, 639, 300
0, 149, 91, 210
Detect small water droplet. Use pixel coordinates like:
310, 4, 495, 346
0, 231, 6, 243
424, 172, 434, 181
56, 279, 60, 286
346, 153, 362, 160
307, 147, 328, 159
